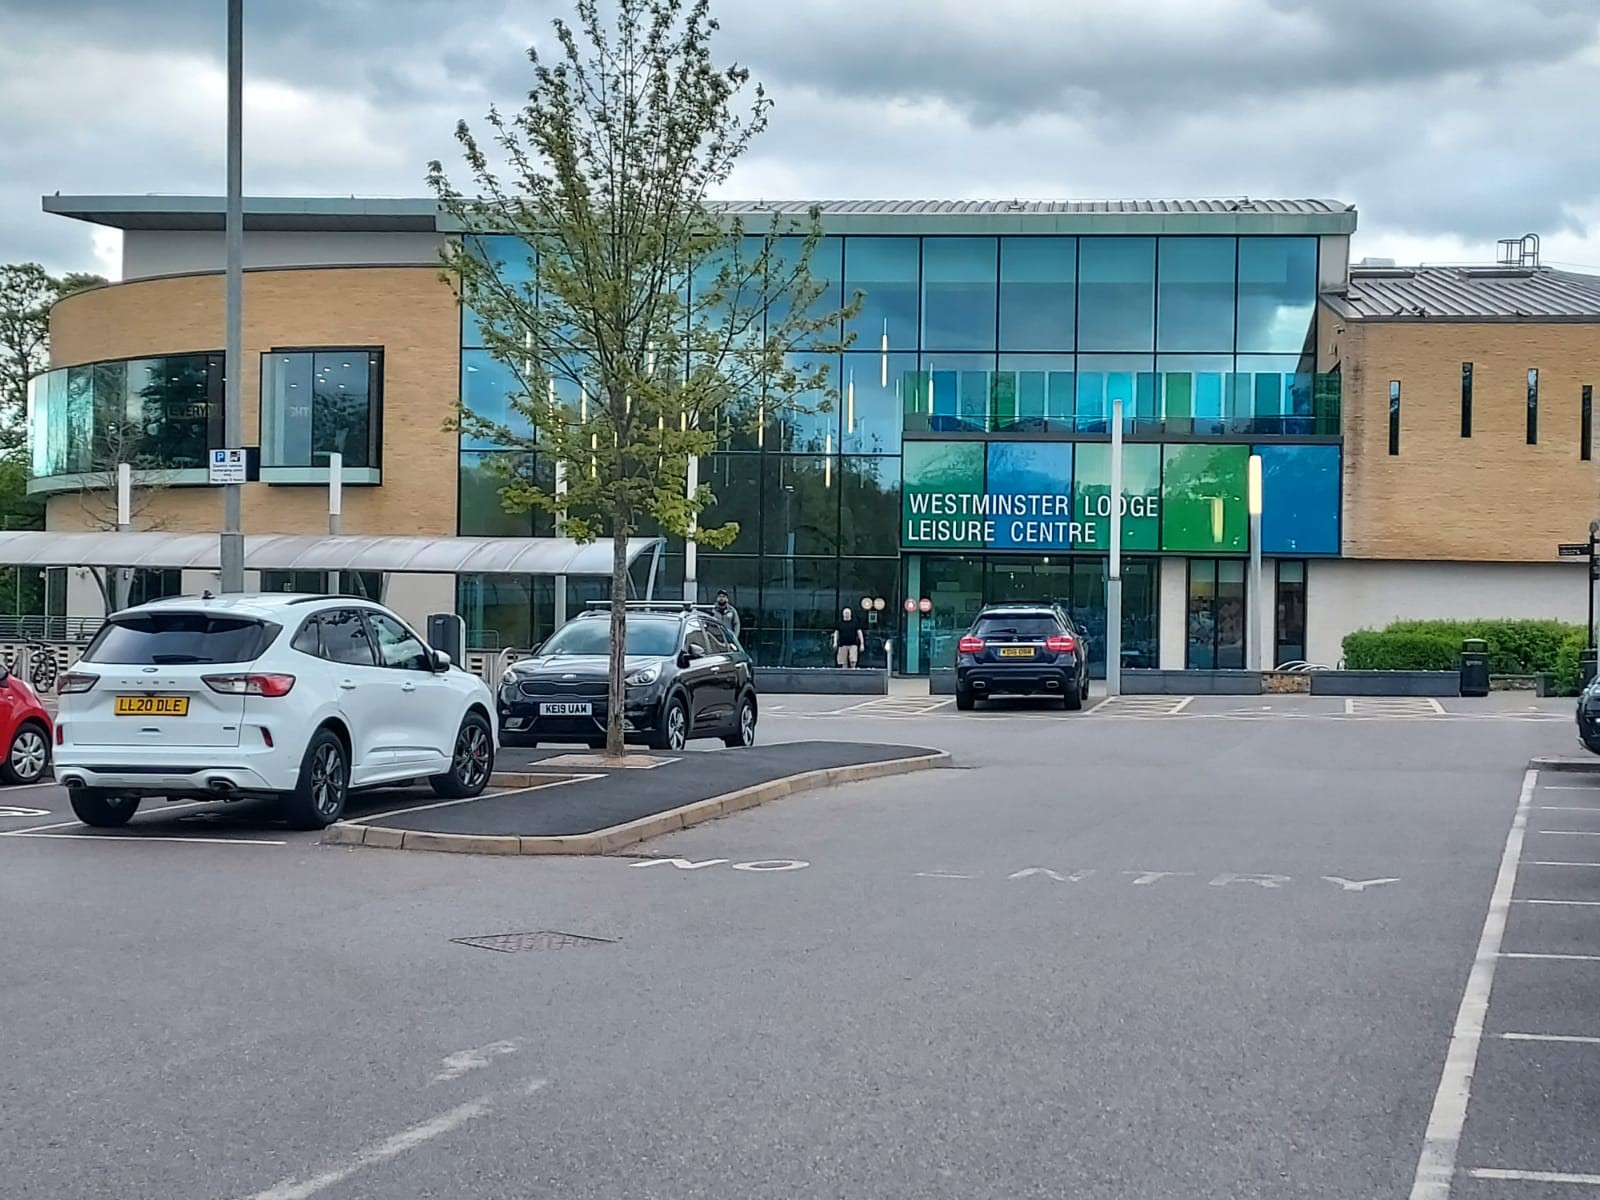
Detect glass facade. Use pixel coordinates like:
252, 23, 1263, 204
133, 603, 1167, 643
456, 229, 1339, 670
29, 352, 225, 480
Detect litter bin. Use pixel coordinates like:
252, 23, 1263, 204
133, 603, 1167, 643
1582, 648, 1598, 689
1459, 637, 1490, 698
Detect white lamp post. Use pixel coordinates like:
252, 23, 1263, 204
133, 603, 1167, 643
1106, 397, 1124, 697
1247, 453, 1264, 672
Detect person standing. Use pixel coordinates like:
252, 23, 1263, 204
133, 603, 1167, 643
711, 589, 741, 640
833, 606, 864, 668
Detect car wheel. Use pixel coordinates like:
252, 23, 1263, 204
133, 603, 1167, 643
1, 721, 50, 785
723, 695, 757, 748
1063, 676, 1083, 711
282, 728, 349, 830
649, 697, 689, 752
69, 789, 140, 828
431, 712, 495, 799
955, 687, 975, 711
1582, 731, 1600, 756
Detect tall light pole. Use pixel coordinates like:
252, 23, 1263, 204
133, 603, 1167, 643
1105, 397, 1124, 697
1247, 453, 1264, 671
220, 0, 245, 593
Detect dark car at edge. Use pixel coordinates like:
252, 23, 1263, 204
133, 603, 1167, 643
954, 604, 1091, 712
497, 602, 757, 751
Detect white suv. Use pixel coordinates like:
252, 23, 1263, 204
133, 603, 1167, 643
54, 594, 497, 830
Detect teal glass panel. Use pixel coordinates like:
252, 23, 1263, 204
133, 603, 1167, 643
844, 237, 919, 353
999, 237, 1075, 351
901, 441, 986, 549
1072, 443, 1161, 552
922, 237, 997, 351
1078, 237, 1155, 351
1157, 237, 1236, 352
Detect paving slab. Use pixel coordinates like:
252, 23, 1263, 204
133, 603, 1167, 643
327, 741, 944, 851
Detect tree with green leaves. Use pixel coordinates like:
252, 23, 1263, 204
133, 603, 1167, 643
0, 263, 106, 459
429, 0, 854, 756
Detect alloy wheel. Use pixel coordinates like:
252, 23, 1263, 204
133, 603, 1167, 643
666, 704, 687, 751
10, 729, 48, 782
311, 742, 347, 817
739, 704, 756, 746
455, 724, 491, 789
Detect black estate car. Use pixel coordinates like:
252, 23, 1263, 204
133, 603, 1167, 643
954, 603, 1091, 712
498, 602, 757, 751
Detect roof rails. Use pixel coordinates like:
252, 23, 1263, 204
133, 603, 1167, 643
581, 599, 699, 614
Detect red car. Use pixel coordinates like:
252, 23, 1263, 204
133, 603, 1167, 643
0, 664, 52, 785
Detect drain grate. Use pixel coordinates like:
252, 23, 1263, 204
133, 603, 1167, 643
450, 930, 617, 954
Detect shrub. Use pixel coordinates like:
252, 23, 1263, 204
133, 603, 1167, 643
1342, 630, 1459, 672
1341, 619, 1589, 692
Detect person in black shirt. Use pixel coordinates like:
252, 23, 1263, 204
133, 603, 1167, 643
833, 606, 864, 668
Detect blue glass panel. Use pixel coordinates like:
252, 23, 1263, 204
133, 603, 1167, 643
1253, 443, 1341, 555
1237, 237, 1317, 354
767, 236, 842, 347
921, 237, 997, 351
462, 235, 535, 350
842, 351, 909, 452
987, 442, 1075, 550
1076, 355, 1154, 433
1157, 237, 1236, 353
460, 350, 534, 450
1238, 354, 1313, 434
999, 237, 1075, 351
921, 353, 994, 433
844, 237, 919, 354
1077, 237, 1155, 351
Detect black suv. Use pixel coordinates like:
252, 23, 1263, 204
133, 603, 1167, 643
954, 604, 1091, 711
497, 602, 757, 751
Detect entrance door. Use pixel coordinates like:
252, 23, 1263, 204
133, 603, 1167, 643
909, 555, 984, 671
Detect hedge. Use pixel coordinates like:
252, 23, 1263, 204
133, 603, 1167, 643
1341, 619, 1589, 694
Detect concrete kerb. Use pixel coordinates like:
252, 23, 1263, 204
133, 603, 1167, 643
1530, 755, 1600, 774
321, 751, 951, 856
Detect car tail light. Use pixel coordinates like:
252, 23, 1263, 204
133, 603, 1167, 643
957, 636, 985, 655
260, 727, 274, 747
1046, 635, 1077, 653
58, 672, 98, 694
204, 673, 296, 697
55, 724, 64, 746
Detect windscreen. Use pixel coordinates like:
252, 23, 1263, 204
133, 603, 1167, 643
540, 618, 680, 657
82, 613, 279, 664
972, 614, 1061, 639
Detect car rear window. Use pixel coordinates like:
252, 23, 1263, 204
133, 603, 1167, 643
82, 614, 281, 665
973, 614, 1062, 638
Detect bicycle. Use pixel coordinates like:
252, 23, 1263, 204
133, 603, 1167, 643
25, 642, 58, 694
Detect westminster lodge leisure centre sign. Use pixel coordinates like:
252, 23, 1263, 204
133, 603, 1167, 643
898, 439, 1351, 556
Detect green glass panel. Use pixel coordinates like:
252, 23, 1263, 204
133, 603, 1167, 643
1072, 443, 1161, 551
901, 441, 986, 549
1164, 372, 1193, 422
1161, 444, 1249, 552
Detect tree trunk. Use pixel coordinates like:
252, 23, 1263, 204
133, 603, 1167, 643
606, 515, 629, 757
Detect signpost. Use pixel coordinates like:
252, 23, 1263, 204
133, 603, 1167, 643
1562, 526, 1600, 651
208, 448, 248, 486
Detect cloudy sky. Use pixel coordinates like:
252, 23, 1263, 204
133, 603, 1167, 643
2, 0, 1598, 278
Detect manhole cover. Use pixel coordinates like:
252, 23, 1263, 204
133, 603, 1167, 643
450, 930, 617, 954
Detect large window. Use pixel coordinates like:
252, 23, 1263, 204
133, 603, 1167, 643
844, 238, 919, 355
29, 353, 224, 481
999, 238, 1075, 351
260, 570, 382, 599
1187, 558, 1246, 669
260, 349, 381, 470
1157, 238, 1236, 353
921, 237, 997, 351
1077, 237, 1155, 352
1236, 237, 1317, 355
1274, 560, 1307, 667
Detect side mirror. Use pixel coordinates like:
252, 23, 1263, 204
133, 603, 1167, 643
677, 648, 694, 669
431, 648, 452, 672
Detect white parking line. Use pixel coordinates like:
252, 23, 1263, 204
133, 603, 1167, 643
1407, 768, 1534, 1200
1545, 785, 1600, 791
1468, 1168, 1600, 1186
1499, 952, 1600, 962
1499, 1032, 1600, 1045
0, 800, 210, 837
1533, 806, 1600, 812
1170, 696, 1194, 714
1530, 861, 1600, 867
1514, 898, 1600, 907
1536, 829, 1600, 836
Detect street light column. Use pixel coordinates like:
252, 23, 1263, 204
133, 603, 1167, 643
1247, 453, 1264, 672
219, 0, 245, 593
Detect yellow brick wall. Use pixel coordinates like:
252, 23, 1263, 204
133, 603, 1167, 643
45, 266, 460, 537
1324, 304, 1600, 562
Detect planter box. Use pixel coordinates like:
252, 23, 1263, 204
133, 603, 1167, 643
1309, 670, 1459, 697
754, 667, 887, 695
1124, 669, 1262, 695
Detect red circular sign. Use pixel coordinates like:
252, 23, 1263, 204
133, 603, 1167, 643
918, 598, 933, 614
903, 599, 917, 613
